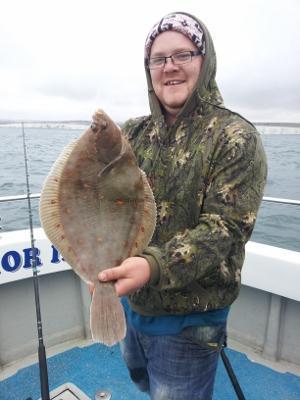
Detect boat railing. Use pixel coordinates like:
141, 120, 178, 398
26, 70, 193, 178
0, 193, 40, 203
1, 194, 300, 205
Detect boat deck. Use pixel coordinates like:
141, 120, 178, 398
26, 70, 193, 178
0, 339, 299, 400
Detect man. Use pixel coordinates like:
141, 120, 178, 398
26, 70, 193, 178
96, 12, 267, 400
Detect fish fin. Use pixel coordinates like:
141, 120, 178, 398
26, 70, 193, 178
97, 143, 142, 201
39, 140, 78, 266
90, 282, 126, 346
131, 170, 157, 255
97, 135, 132, 180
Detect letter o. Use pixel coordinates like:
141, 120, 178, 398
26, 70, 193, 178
2, 251, 22, 272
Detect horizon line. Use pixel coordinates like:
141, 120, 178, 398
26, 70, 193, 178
1, 120, 300, 128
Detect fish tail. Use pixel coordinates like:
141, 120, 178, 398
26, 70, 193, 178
90, 281, 126, 346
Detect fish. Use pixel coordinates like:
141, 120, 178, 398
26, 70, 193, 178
39, 109, 156, 346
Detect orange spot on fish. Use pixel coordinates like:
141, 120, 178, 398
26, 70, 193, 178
50, 200, 56, 204
61, 235, 65, 240
115, 199, 125, 205
56, 224, 61, 228
135, 242, 138, 248
141, 226, 145, 233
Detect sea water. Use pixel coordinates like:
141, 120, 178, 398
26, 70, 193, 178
0, 124, 299, 252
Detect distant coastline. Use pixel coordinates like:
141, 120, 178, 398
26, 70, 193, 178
0, 119, 90, 125
1, 120, 300, 129
0, 120, 90, 130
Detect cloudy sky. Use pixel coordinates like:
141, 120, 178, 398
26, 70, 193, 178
1, 0, 299, 123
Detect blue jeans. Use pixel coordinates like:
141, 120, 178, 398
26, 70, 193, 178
120, 322, 226, 400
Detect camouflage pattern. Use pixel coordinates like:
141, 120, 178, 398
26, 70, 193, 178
123, 12, 267, 316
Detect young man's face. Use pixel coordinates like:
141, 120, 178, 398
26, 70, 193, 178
149, 30, 203, 122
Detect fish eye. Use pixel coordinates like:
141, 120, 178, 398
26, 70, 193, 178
90, 122, 97, 132
90, 119, 108, 133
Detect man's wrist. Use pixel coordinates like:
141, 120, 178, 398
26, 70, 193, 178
138, 254, 160, 286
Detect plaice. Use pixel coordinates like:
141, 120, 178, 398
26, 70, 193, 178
39, 109, 156, 346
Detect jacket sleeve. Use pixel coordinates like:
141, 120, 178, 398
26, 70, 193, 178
141, 122, 267, 291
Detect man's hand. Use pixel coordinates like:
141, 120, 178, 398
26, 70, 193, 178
88, 256, 151, 296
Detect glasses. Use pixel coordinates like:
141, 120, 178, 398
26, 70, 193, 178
147, 50, 202, 69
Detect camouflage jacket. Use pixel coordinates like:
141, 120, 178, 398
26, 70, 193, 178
123, 12, 267, 316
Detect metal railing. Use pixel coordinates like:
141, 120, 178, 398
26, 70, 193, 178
1, 193, 300, 206
0, 193, 40, 203
262, 196, 300, 206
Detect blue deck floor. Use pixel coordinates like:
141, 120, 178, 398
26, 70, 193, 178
0, 343, 300, 400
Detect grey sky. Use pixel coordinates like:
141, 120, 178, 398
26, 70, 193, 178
0, 0, 299, 123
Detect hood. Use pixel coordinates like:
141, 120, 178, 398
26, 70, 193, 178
144, 12, 224, 124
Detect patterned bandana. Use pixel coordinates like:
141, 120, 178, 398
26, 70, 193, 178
145, 12, 206, 59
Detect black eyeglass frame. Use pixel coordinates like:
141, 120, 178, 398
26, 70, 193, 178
147, 50, 202, 69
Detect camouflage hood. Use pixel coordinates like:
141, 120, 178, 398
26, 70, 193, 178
144, 12, 224, 124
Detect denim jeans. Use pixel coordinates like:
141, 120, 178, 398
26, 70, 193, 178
120, 321, 226, 400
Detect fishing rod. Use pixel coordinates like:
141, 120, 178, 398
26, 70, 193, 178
221, 337, 246, 400
22, 123, 50, 400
